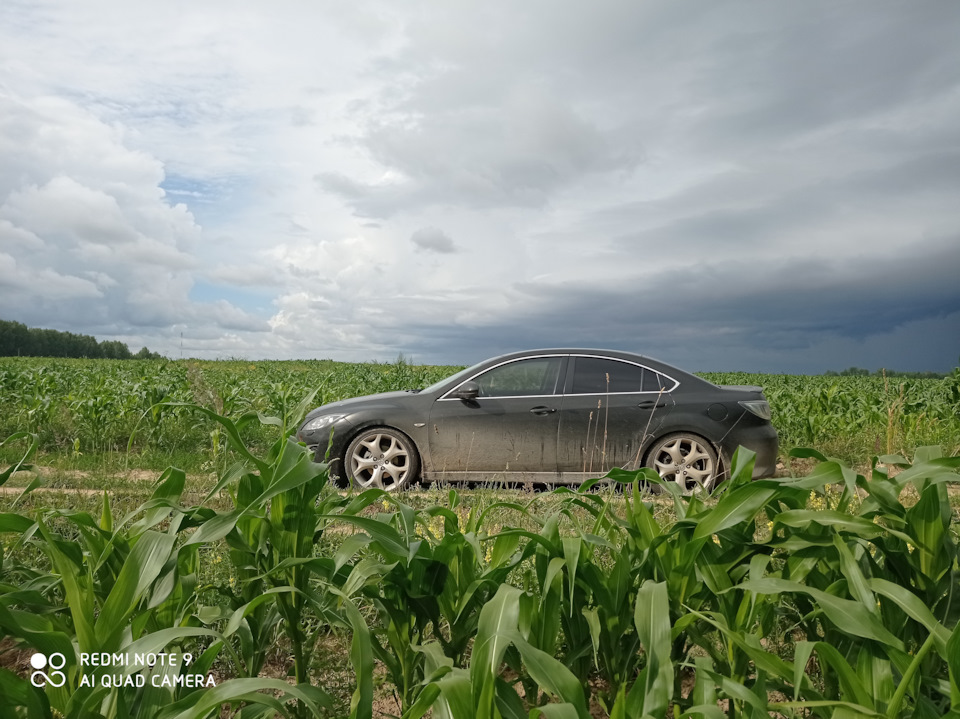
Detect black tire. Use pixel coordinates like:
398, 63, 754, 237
344, 427, 420, 491
645, 433, 719, 494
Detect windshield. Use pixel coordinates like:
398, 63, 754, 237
420, 362, 481, 394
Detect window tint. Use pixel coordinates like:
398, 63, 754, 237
570, 357, 646, 394
472, 357, 563, 397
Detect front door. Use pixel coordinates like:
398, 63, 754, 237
427, 356, 566, 481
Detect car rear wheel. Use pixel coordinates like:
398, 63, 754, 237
645, 433, 719, 494
345, 428, 420, 491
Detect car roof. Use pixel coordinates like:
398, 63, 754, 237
473, 348, 706, 384
482, 348, 660, 363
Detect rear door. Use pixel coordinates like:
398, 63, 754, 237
557, 355, 675, 478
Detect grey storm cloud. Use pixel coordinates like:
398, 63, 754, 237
410, 227, 456, 253
318, 85, 643, 218
370, 236, 960, 372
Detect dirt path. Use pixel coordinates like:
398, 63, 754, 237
0, 465, 217, 498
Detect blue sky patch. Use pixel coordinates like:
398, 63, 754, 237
161, 173, 248, 226
189, 280, 274, 316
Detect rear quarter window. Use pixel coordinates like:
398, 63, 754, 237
642, 370, 670, 392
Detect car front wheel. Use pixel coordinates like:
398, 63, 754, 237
645, 433, 719, 494
345, 428, 420, 491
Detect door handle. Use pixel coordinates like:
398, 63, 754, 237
637, 400, 666, 409
529, 406, 557, 415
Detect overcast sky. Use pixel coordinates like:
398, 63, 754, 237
1, 1, 958, 372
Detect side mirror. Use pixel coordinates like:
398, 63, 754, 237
453, 381, 480, 400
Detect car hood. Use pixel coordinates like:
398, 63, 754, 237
304, 390, 420, 418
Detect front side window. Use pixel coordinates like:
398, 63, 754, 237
471, 357, 563, 398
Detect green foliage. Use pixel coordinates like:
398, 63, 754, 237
1, 385, 960, 717
0, 319, 163, 360
0, 357, 459, 458
701, 370, 960, 461
2, 357, 958, 470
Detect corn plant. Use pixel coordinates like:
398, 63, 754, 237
163, 394, 380, 718
0, 469, 331, 718
733, 447, 960, 717
324, 496, 455, 713
0, 413, 343, 717
399, 582, 590, 719
428, 492, 538, 666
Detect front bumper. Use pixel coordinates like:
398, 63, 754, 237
298, 421, 353, 476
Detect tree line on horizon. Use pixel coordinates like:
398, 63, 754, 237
823, 365, 949, 379
0, 319, 163, 360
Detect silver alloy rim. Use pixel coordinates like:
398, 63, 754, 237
653, 437, 716, 493
350, 432, 411, 490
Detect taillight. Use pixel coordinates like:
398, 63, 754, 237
739, 400, 771, 420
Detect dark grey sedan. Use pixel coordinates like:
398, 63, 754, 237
297, 349, 778, 492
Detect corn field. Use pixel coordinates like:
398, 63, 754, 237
1, 357, 960, 717
1, 358, 959, 466
0, 358, 454, 465
700, 371, 960, 459
1, 408, 960, 718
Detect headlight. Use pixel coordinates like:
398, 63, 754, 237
739, 400, 771, 420
300, 414, 347, 433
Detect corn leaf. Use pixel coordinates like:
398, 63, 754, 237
692, 482, 779, 540
471, 584, 521, 719
633, 580, 672, 718
512, 634, 589, 718
739, 578, 904, 649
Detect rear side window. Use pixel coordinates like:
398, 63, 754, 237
569, 357, 646, 394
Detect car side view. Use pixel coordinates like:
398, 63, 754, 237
297, 349, 779, 492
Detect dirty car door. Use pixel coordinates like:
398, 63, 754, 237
557, 355, 674, 478
427, 356, 566, 479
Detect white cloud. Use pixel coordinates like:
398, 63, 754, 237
0, 251, 103, 301
0, 1, 958, 369
206, 263, 283, 287
0, 90, 258, 345
0, 220, 44, 251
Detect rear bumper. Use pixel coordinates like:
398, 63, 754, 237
721, 423, 779, 479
